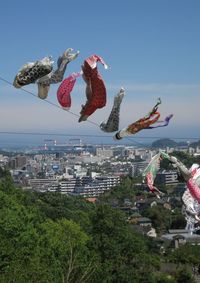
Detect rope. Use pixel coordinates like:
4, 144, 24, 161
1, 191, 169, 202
0, 76, 199, 148
0, 76, 99, 127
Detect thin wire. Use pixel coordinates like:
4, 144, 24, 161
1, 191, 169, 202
0, 76, 159, 147
0, 76, 99, 127
0, 131, 112, 138
1, 76, 200, 144
0, 131, 145, 147
0, 76, 137, 145
0, 131, 199, 141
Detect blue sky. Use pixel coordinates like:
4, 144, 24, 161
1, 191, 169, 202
0, 0, 200, 145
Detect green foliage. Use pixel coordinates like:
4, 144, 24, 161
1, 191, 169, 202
0, 169, 97, 283
160, 158, 174, 170
99, 176, 146, 207
34, 192, 95, 226
175, 268, 195, 283
143, 205, 171, 234
90, 204, 160, 282
38, 219, 96, 283
168, 244, 200, 265
155, 273, 177, 283
0, 168, 196, 283
170, 214, 186, 229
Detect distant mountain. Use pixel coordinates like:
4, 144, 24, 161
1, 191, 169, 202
190, 140, 200, 148
152, 138, 177, 148
151, 138, 187, 148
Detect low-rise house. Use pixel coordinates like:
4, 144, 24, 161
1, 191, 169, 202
161, 229, 200, 248
137, 217, 152, 226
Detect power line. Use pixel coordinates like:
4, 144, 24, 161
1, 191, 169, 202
0, 76, 164, 148
0, 131, 112, 138
0, 76, 200, 145
0, 76, 99, 127
0, 131, 199, 140
0, 73, 146, 147
0, 131, 146, 147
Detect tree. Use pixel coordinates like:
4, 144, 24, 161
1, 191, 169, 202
90, 204, 160, 282
38, 219, 97, 283
168, 244, 200, 266
143, 205, 171, 234
175, 268, 195, 283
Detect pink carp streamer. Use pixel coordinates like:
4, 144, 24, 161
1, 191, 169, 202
57, 72, 81, 110
187, 169, 200, 203
142, 153, 163, 197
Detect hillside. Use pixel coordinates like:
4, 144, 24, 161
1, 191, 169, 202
152, 138, 187, 148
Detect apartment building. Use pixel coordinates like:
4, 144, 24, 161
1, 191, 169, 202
155, 170, 179, 185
